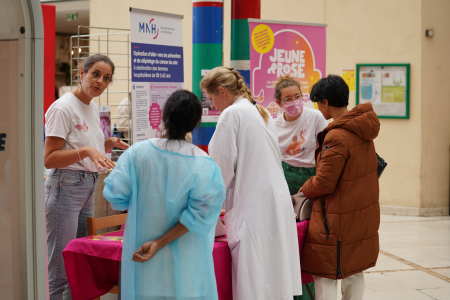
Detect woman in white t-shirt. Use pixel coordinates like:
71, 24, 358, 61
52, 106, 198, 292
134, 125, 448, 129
274, 76, 328, 197
274, 76, 327, 300
44, 54, 129, 300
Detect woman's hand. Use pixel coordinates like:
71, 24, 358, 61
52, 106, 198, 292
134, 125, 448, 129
44, 137, 115, 169
131, 223, 188, 263
84, 147, 115, 169
132, 241, 161, 263
105, 137, 130, 153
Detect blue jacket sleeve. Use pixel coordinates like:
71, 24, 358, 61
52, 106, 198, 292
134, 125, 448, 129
103, 148, 134, 211
179, 159, 226, 234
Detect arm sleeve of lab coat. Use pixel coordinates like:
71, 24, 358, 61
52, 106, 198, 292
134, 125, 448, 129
208, 122, 238, 190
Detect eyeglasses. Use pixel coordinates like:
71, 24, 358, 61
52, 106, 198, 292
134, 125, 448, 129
208, 89, 219, 102
282, 94, 303, 103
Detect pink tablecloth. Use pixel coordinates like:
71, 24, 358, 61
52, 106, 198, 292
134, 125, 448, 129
63, 220, 312, 300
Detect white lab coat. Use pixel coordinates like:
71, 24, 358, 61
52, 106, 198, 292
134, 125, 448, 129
209, 97, 302, 300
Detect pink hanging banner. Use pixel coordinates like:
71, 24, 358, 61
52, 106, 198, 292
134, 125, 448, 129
249, 20, 326, 118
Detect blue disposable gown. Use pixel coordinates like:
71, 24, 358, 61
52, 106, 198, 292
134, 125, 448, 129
103, 138, 226, 300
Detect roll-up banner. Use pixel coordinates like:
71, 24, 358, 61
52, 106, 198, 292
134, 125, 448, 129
248, 19, 326, 118
130, 8, 184, 143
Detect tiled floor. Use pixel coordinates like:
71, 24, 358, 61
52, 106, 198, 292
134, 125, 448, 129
359, 214, 450, 300
3, 203, 448, 300
100, 214, 450, 300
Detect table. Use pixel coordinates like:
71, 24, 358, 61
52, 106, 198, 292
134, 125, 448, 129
63, 221, 312, 300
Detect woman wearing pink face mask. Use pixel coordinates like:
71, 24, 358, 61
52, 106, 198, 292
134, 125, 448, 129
274, 76, 328, 197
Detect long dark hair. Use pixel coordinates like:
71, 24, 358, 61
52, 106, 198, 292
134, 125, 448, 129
162, 90, 201, 142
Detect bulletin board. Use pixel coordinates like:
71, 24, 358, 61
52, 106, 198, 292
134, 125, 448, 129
356, 64, 410, 119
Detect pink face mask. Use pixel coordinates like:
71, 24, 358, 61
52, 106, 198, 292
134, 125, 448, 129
284, 99, 303, 117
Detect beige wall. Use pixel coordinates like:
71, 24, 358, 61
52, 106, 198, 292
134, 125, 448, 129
420, 0, 450, 210
325, 0, 424, 210
92, 0, 449, 214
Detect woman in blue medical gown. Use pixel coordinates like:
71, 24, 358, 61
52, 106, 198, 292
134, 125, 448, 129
103, 90, 226, 300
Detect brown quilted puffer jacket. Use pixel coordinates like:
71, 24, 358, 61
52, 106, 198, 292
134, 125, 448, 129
301, 102, 380, 280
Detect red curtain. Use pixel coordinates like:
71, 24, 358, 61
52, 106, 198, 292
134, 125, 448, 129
41, 4, 55, 122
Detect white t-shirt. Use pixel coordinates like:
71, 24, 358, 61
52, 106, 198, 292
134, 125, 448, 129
274, 107, 328, 168
45, 93, 107, 172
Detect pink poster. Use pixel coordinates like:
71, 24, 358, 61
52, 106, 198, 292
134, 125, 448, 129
249, 21, 326, 118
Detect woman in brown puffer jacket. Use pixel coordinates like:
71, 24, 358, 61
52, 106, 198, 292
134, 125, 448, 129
300, 75, 380, 300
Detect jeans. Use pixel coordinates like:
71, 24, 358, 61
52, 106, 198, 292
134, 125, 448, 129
281, 161, 316, 195
45, 168, 98, 300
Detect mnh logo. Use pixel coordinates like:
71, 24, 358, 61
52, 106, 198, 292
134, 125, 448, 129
139, 18, 159, 39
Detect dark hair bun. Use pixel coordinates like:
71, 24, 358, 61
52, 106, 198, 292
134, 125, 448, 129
163, 90, 201, 140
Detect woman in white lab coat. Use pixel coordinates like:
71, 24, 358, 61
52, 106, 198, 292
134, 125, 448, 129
201, 67, 302, 300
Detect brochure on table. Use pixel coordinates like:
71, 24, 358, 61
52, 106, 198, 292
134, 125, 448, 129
248, 19, 327, 118
130, 8, 184, 143
356, 64, 410, 119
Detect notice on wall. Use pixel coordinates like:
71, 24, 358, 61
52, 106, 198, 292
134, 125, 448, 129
342, 69, 355, 91
130, 8, 184, 143
359, 67, 382, 105
249, 20, 326, 118
357, 65, 409, 118
381, 69, 406, 103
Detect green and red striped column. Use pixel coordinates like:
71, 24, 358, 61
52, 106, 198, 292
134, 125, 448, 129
231, 0, 260, 86
192, 0, 223, 152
